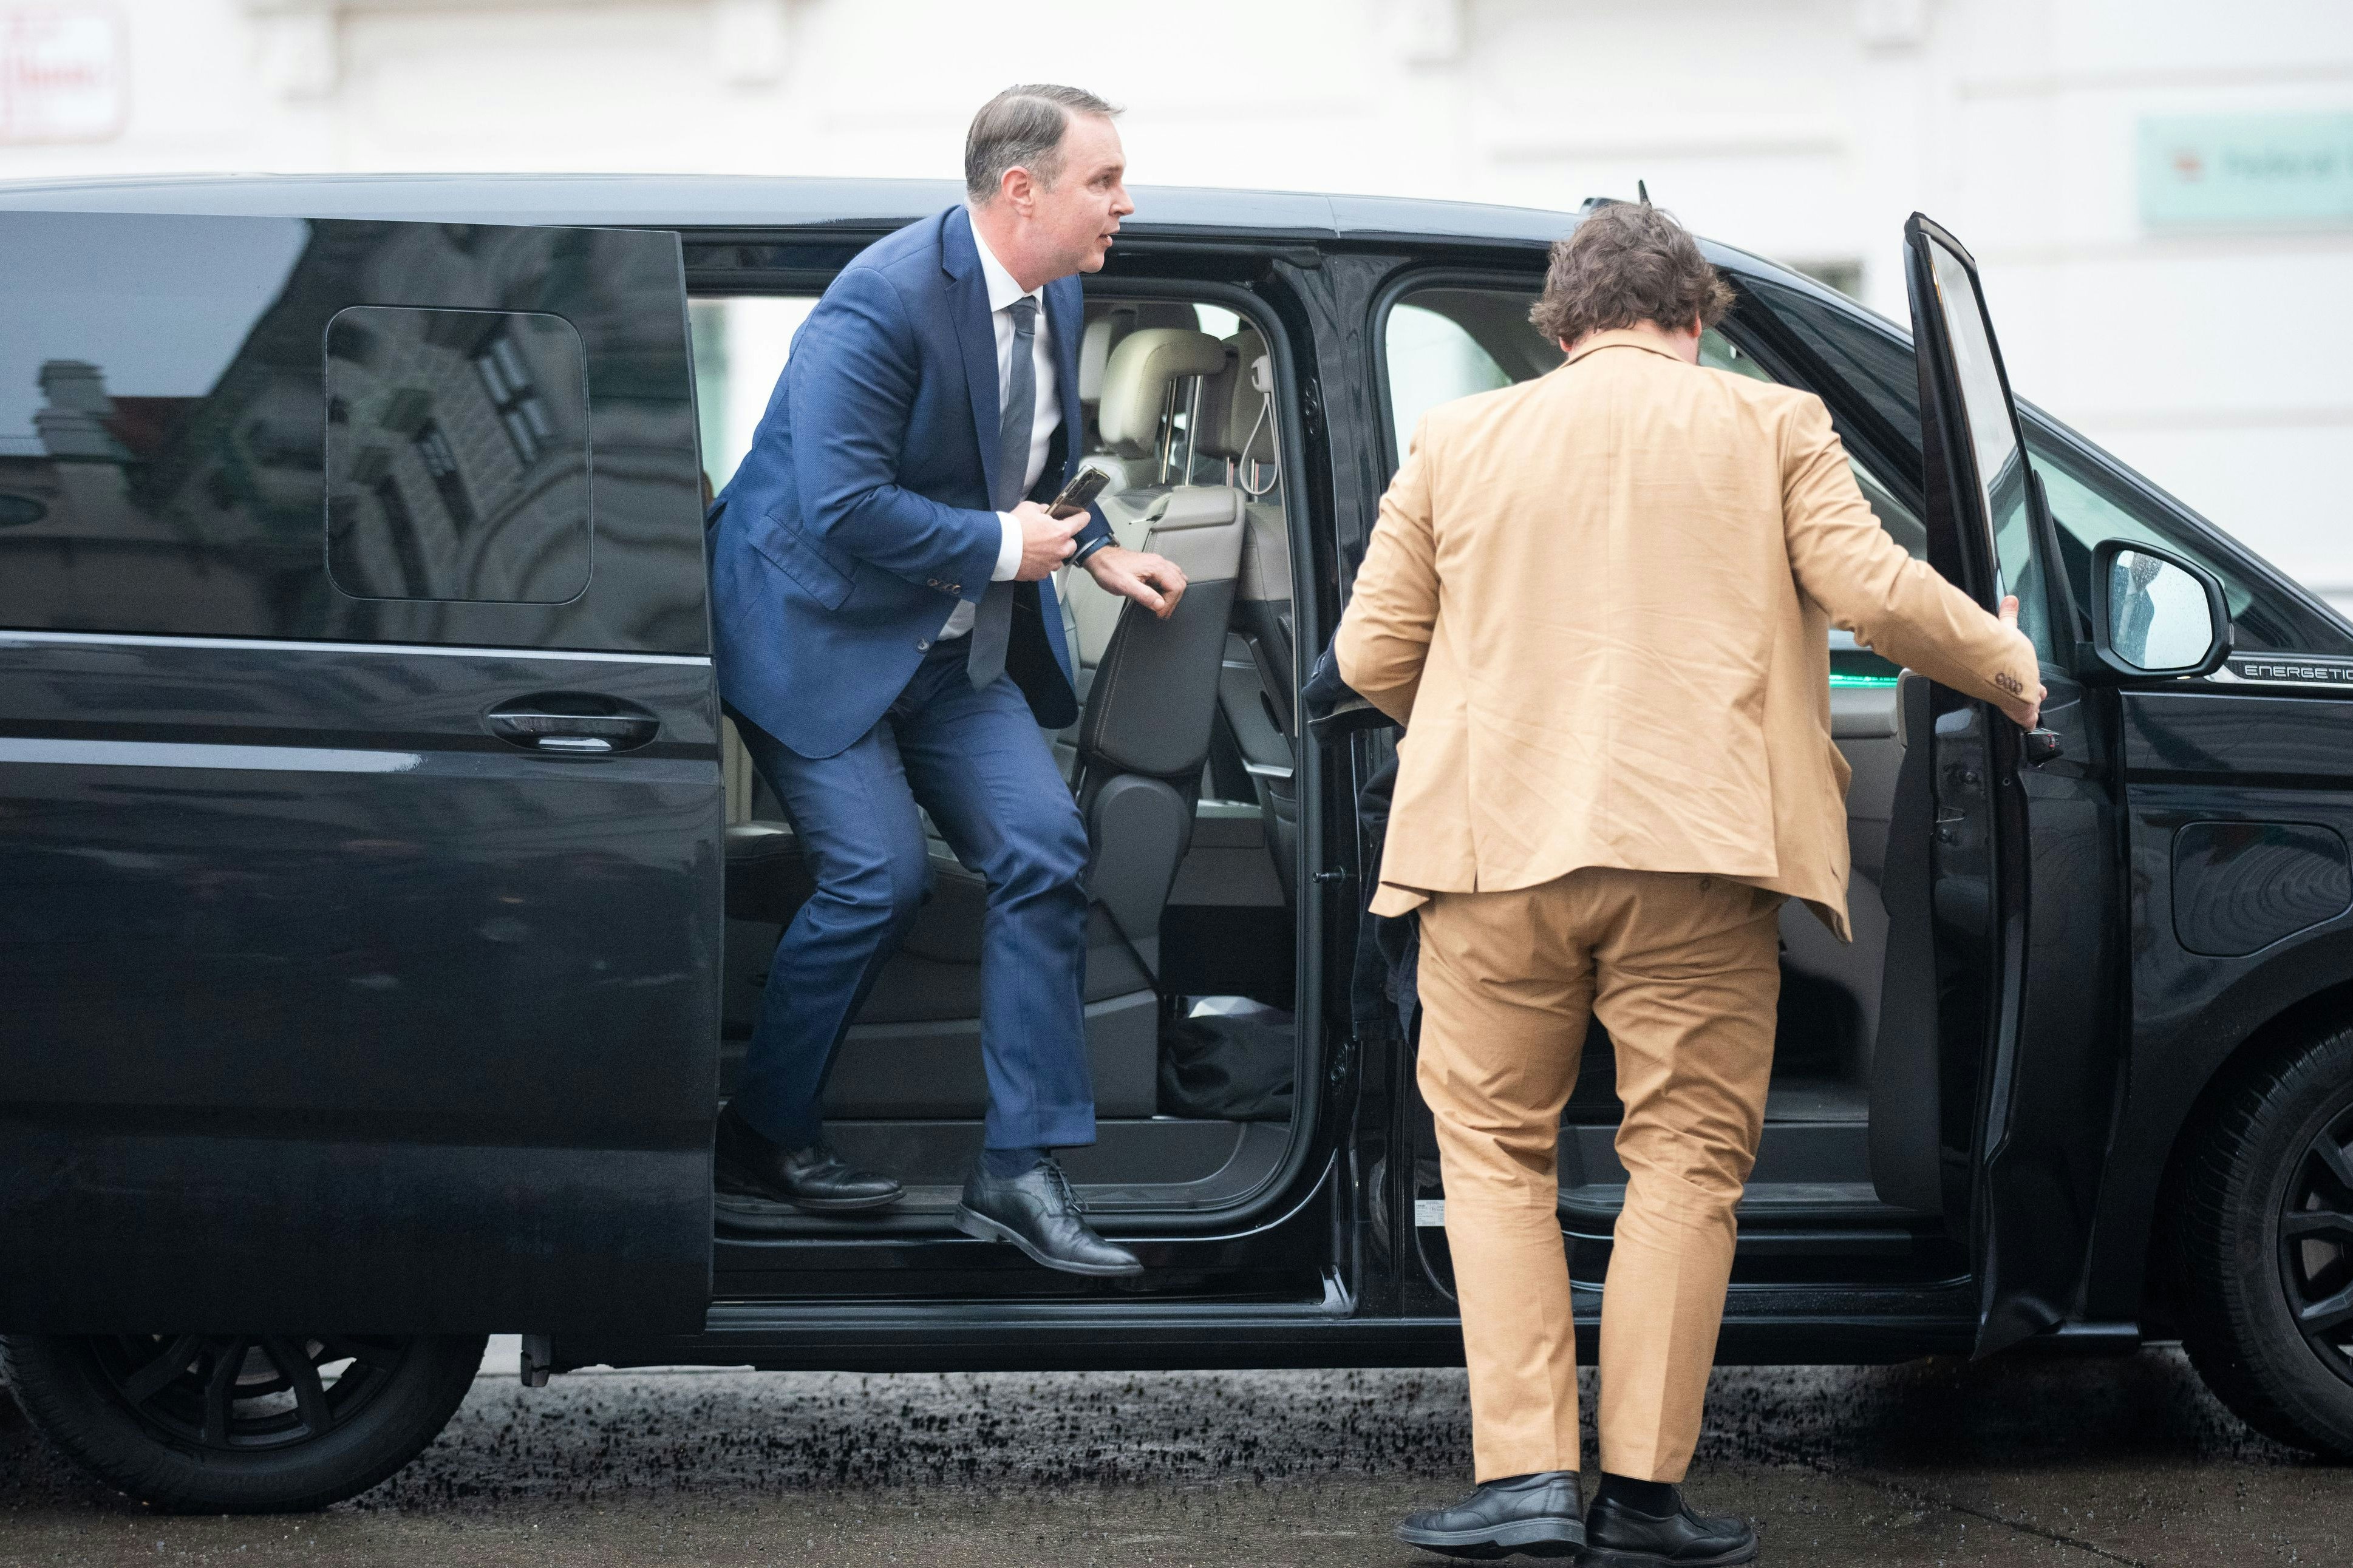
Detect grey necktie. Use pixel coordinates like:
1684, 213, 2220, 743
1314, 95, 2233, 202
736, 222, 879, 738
967, 295, 1037, 690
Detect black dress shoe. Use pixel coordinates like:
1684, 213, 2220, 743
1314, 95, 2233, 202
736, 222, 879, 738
1584, 1485, 1757, 1566
1395, 1471, 1584, 1560
953, 1156, 1142, 1276
713, 1105, 903, 1212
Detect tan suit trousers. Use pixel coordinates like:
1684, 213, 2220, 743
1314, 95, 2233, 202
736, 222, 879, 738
1417, 866, 1783, 1483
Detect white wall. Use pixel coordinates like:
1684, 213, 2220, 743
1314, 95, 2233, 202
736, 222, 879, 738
4, 0, 2346, 605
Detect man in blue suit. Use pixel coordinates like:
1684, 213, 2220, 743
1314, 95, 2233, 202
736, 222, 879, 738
707, 85, 1185, 1275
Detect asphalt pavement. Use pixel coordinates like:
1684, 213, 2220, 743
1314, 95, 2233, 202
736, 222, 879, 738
3, 1339, 2347, 1566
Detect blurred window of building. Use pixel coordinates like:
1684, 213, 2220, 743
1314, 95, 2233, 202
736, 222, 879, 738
410, 419, 475, 532
474, 331, 555, 467
325, 306, 590, 603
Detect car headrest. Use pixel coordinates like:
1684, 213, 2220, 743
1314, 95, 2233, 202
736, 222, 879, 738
1097, 328, 1227, 459
1078, 304, 1197, 405
1078, 317, 1125, 404
1196, 330, 1276, 466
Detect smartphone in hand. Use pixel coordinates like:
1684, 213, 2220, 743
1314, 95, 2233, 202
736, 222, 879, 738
1047, 467, 1111, 519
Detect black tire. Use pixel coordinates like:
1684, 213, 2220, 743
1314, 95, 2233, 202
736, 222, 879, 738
2178, 1024, 2353, 1459
0, 1332, 485, 1513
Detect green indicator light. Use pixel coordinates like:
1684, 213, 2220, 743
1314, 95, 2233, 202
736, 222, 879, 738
1828, 674, 1901, 688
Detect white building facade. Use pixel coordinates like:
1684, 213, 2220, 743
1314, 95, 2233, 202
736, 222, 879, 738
3, 0, 2348, 606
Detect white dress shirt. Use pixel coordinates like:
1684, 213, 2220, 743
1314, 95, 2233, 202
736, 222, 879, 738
938, 220, 1059, 640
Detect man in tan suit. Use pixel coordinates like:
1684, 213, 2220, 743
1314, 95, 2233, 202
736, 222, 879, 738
1346, 203, 2043, 1564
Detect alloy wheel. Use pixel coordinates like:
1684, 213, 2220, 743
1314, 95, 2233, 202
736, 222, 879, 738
2280, 1103, 2353, 1388
85, 1334, 414, 1451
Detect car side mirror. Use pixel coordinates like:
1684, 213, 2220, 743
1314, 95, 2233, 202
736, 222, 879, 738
2089, 539, 2231, 680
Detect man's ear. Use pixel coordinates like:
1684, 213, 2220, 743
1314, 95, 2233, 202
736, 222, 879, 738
1001, 165, 1037, 216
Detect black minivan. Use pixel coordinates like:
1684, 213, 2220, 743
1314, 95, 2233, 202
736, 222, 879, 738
4, 175, 2352, 1513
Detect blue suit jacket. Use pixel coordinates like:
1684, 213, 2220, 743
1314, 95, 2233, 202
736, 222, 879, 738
709, 205, 1114, 759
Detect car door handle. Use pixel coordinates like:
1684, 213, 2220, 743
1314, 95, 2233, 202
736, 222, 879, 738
2022, 727, 2065, 767
484, 696, 660, 756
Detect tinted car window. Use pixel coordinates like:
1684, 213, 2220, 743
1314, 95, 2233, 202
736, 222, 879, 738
1919, 240, 2050, 655
1743, 271, 2351, 656
1742, 276, 1923, 453
1384, 299, 1523, 455
0, 212, 707, 653
326, 307, 590, 603
2031, 435, 2341, 653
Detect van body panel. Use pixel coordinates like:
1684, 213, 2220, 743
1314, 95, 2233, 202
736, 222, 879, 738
0, 209, 719, 1333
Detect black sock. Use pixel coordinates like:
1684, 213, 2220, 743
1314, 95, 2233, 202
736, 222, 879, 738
1596, 1473, 1677, 1516
982, 1145, 1047, 1178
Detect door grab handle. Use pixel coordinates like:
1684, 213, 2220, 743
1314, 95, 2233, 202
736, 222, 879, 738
484, 697, 659, 755
2023, 727, 2064, 766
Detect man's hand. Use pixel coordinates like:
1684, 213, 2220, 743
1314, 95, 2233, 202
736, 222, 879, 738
1994, 594, 2047, 730
1083, 544, 1188, 620
1012, 500, 1086, 582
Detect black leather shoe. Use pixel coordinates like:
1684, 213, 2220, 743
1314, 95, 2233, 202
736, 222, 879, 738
1584, 1485, 1757, 1566
713, 1105, 902, 1212
1395, 1471, 1585, 1560
953, 1156, 1142, 1276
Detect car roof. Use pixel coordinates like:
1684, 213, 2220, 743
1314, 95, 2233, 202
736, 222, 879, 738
0, 171, 1831, 311
0, 169, 1762, 257
0, 171, 1864, 369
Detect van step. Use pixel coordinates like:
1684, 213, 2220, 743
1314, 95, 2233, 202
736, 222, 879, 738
1559, 1117, 1873, 1189
1557, 1181, 1921, 1227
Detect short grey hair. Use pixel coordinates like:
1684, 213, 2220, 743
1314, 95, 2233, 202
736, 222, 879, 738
964, 84, 1121, 203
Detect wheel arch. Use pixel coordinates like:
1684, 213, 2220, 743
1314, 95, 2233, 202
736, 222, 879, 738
2122, 972, 2353, 1332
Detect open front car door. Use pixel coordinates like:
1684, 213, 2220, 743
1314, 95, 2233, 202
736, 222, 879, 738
1902, 213, 2128, 1358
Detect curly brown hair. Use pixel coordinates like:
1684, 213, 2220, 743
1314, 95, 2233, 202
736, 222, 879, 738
1530, 202, 1734, 345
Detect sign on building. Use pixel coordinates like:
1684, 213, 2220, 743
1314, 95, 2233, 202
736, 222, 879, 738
1, 5, 126, 144
2139, 113, 2353, 229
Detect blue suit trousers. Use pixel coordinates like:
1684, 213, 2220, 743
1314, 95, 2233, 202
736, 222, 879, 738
729, 639, 1098, 1152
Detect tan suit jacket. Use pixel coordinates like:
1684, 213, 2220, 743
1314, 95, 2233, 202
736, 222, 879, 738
1336, 331, 2038, 940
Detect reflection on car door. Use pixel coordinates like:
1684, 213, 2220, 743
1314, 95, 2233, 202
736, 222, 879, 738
1902, 213, 2126, 1356
0, 211, 721, 1336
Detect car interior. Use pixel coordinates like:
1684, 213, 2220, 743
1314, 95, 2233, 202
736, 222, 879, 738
1382, 286, 1958, 1277
698, 290, 1306, 1232
693, 269, 1957, 1257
